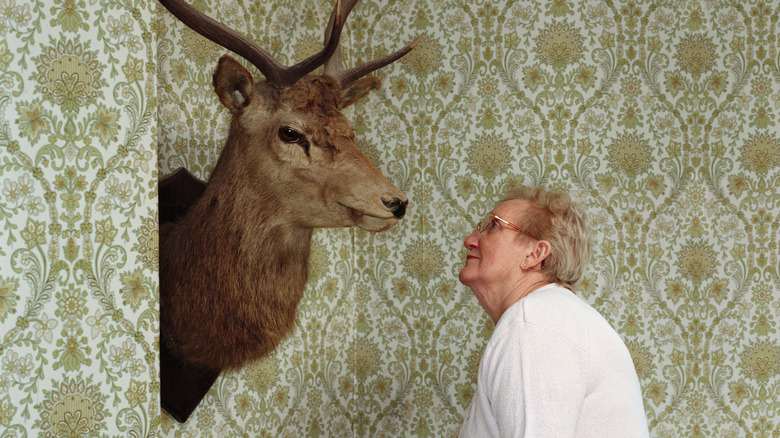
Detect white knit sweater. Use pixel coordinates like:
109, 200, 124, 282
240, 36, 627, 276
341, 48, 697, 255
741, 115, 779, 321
459, 284, 649, 437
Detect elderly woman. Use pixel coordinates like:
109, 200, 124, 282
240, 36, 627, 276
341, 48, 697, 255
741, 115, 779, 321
458, 186, 649, 437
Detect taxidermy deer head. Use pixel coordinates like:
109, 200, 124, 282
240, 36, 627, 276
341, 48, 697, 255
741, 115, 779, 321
158, 0, 421, 422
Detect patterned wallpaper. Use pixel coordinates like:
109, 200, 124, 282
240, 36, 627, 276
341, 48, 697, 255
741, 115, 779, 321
157, 0, 780, 436
0, 0, 160, 435
0, 0, 777, 436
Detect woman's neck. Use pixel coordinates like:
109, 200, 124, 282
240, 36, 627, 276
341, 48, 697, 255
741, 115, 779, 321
492, 274, 555, 324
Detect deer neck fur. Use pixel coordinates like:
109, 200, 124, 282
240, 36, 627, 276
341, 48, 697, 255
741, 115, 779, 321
161, 123, 313, 370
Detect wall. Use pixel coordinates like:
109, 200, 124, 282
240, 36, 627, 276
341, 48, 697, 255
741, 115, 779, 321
0, 0, 159, 435
0, 0, 775, 436
157, 0, 779, 436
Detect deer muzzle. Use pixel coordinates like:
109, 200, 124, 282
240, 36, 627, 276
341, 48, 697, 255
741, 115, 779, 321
382, 196, 407, 219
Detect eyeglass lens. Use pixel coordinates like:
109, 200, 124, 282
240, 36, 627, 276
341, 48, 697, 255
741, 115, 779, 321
478, 213, 494, 232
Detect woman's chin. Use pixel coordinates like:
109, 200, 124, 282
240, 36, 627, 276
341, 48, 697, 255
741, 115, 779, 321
458, 267, 476, 287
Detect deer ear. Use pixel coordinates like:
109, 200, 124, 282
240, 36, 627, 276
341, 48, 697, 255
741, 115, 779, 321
213, 55, 255, 113
339, 77, 381, 109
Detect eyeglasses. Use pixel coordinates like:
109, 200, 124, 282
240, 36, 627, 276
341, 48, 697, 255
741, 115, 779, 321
477, 212, 539, 240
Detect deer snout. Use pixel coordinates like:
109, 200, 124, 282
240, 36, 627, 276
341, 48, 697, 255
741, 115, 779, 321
382, 196, 408, 219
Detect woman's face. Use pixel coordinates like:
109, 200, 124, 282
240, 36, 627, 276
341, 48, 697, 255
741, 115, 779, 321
459, 199, 532, 295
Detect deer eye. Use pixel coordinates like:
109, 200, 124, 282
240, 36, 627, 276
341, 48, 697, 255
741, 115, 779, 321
279, 126, 301, 143
279, 126, 311, 157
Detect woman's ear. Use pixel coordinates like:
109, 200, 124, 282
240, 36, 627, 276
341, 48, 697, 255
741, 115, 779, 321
523, 240, 551, 269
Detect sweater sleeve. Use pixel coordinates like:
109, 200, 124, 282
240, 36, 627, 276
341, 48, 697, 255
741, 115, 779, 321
484, 321, 587, 437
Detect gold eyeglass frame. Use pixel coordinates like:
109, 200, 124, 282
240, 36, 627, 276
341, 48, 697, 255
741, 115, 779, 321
477, 212, 540, 240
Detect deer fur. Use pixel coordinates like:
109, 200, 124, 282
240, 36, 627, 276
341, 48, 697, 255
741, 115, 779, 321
161, 56, 407, 370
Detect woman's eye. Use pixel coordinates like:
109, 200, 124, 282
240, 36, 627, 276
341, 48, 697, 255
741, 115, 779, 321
279, 126, 301, 143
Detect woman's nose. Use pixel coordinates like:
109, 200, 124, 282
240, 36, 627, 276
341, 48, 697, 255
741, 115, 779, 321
464, 230, 478, 249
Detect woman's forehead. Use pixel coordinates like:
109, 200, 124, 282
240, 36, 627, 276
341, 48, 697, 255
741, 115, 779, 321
493, 199, 531, 218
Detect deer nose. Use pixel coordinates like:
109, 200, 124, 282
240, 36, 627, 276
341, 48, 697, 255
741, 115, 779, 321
382, 197, 408, 219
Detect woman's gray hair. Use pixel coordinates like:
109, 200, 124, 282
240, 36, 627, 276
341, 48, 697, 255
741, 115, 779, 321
501, 186, 591, 291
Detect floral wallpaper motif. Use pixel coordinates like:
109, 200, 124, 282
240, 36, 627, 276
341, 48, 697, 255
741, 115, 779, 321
156, 0, 779, 436
0, 0, 775, 436
0, 0, 159, 435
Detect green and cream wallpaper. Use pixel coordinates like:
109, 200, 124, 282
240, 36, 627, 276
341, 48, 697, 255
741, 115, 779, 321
0, 0, 160, 435
0, 0, 778, 436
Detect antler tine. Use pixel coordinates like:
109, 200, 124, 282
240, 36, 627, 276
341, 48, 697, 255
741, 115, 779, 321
160, 0, 348, 88
284, 0, 348, 86
335, 33, 424, 88
323, 0, 361, 76
321, 0, 425, 87
159, 0, 287, 86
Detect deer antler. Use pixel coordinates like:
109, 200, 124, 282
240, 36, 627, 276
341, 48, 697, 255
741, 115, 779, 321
322, 0, 424, 87
159, 0, 346, 88
159, 0, 422, 89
